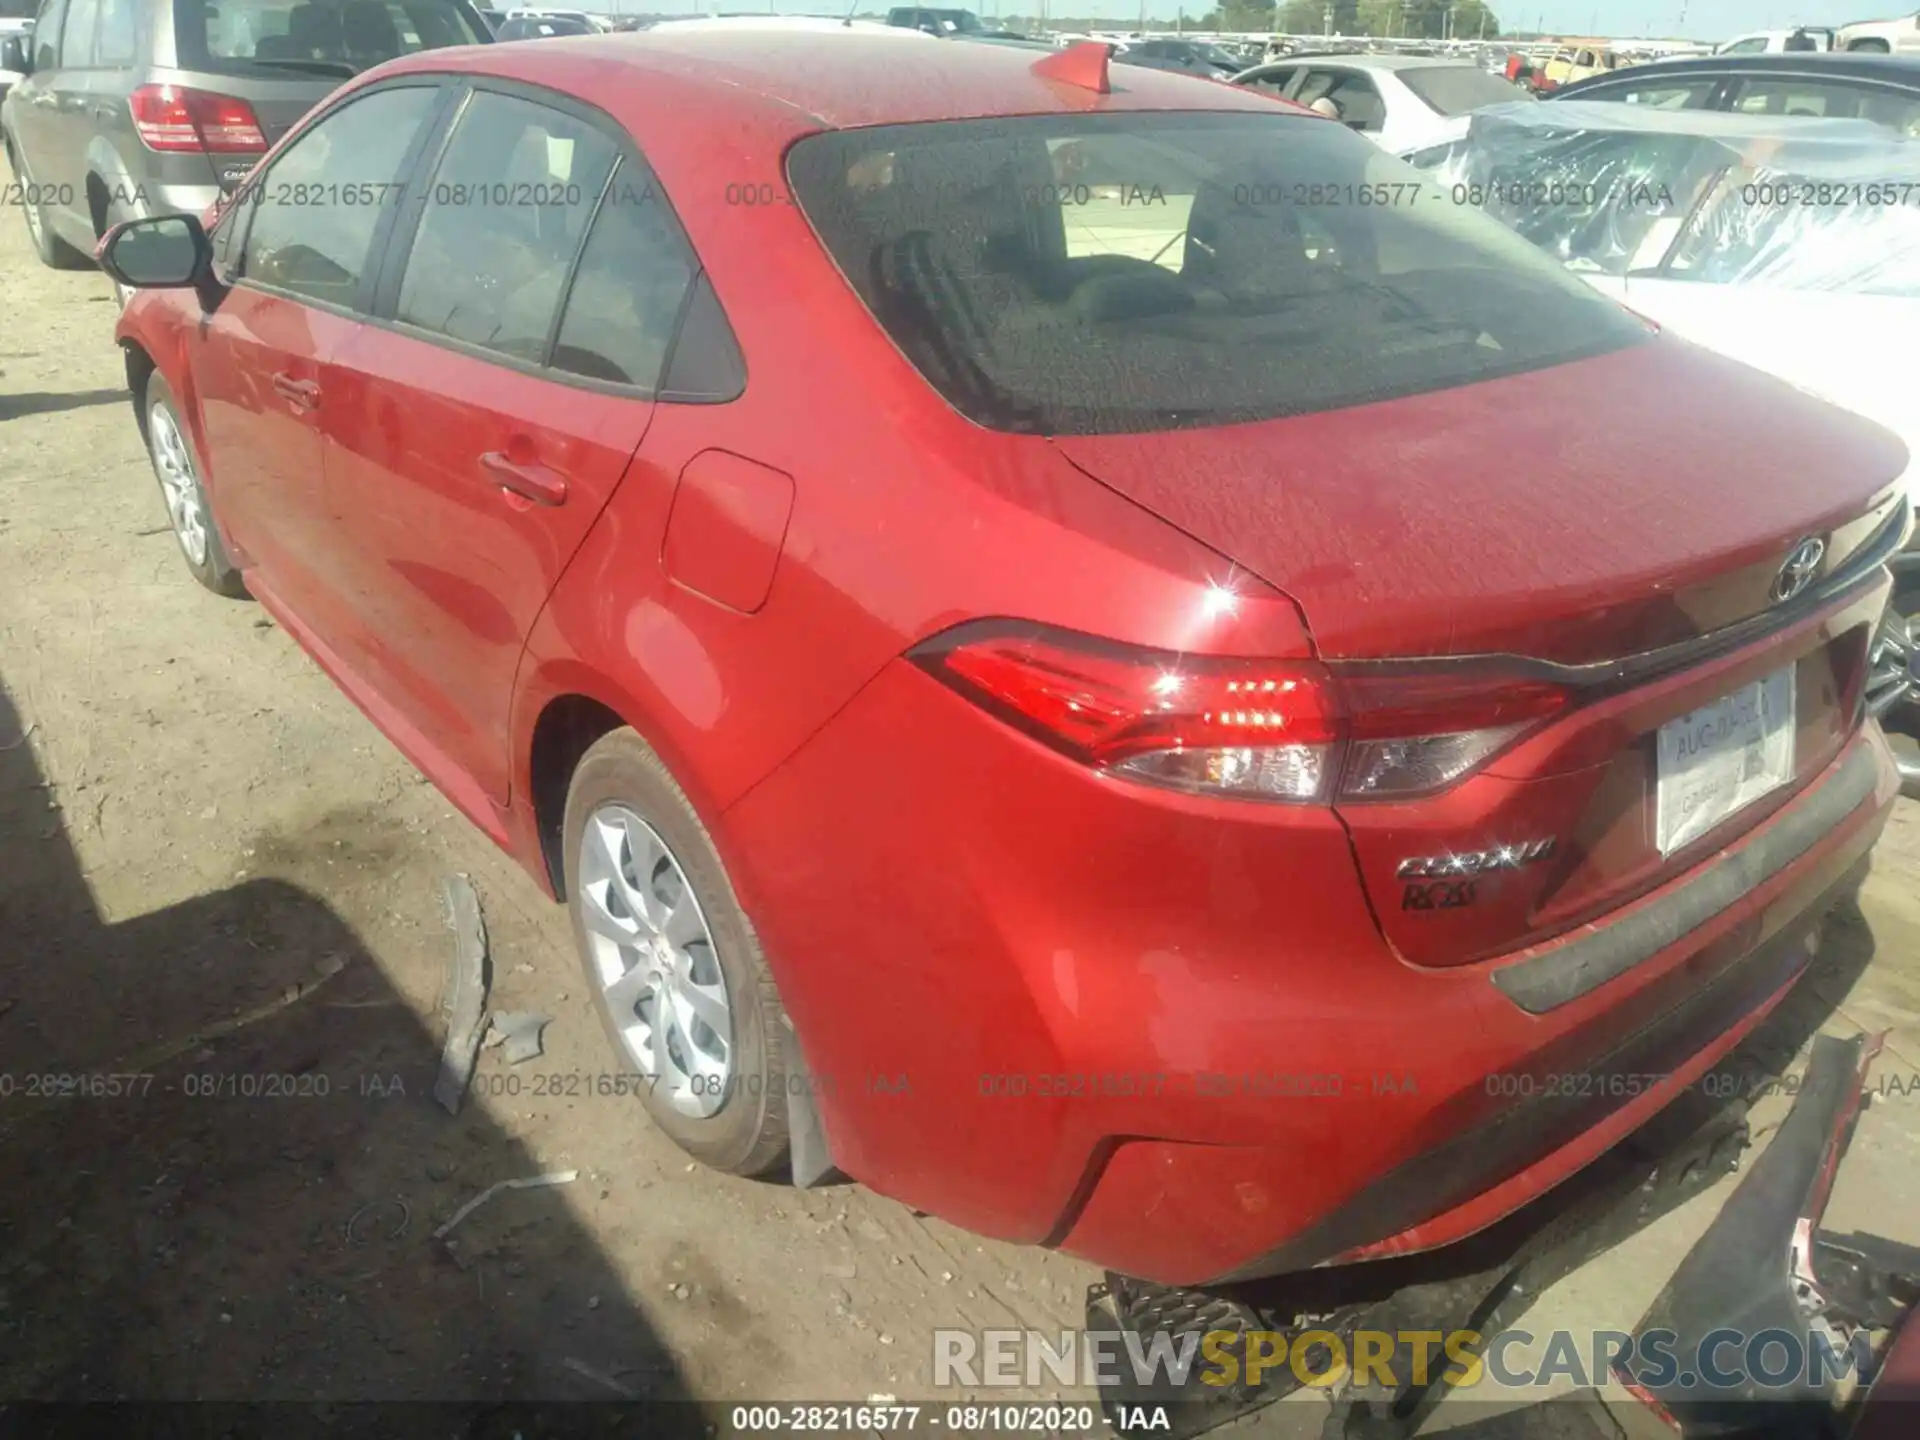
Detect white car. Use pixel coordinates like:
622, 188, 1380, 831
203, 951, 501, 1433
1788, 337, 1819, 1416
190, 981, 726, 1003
1838, 9, 1920, 53
1230, 53, 1533, 156
1714, 28, 1835, 54
1417, 100, 1919, 747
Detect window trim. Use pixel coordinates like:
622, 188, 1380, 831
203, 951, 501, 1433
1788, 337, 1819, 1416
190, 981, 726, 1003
359, 74, 726, 402
224, 79, 460, 323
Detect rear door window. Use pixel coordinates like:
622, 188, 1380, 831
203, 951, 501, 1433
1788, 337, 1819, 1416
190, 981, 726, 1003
787, 112, 1648, 436
238, 84, 442, 308
95, 0, 137, 64
393, 89, 618, 364
58, 0, 99, 67
1586, 76, 1719, 109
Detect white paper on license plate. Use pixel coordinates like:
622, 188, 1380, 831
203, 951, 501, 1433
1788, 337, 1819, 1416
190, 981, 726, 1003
1655, 667, 1796, 857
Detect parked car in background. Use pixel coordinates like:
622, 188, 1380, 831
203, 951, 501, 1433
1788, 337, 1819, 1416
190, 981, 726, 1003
98, 31, 1912, 1286
650, 16, 931, 39
1231, 53, 1534, 155
1551, 51, 1920, 137
0, 0, 492, 272
1114, 36, 1243, 79
1414, 99, 1920, 762
1715, 27, 1834, 54
1538, 43, 1632, 91
882, 6, 1022, 39
502, 7, 607, 32
1838, 9, 1920, 53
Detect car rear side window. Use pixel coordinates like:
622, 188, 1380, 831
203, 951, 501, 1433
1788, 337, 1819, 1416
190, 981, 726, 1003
239, 85, 440, 307
173, 0, 487, 72
395, 91, 618, 365
549, 160, 698, 388
786, 113, 1649, 436
1400, 65, 1534, 116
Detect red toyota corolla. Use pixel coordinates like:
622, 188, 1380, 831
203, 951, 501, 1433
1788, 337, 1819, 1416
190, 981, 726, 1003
101, 31, 1912, 1286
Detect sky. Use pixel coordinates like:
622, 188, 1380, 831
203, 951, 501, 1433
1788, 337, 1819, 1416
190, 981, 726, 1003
722, 0, 1916, 42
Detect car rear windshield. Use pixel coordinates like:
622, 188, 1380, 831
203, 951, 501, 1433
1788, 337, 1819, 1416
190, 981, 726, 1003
174, 0, 487, 73
786, 113, 1648, 436
1400, 63, 1535, 115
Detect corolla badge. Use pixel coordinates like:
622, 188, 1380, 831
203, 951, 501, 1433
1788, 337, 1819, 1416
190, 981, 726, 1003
1396, 839, 1557, 880
1772, 538, 1826, 605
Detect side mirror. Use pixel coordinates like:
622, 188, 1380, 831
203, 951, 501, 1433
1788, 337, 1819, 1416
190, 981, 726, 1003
97, 213, 210, 289
1, 35, 31, 73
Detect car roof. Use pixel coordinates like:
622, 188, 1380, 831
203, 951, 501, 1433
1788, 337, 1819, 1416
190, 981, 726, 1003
377, 30, 1294, 129
1555, 50, 1920, 98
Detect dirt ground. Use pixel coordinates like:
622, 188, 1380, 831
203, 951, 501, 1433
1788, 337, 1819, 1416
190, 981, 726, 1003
3, 209, 1919, 1433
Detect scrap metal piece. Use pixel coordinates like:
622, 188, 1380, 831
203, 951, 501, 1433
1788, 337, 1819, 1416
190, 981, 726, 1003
488, 1011, 552, 1066
433, 874, 491, 1116
1622, 1032, 1884, 1435
431, 1169, 579, 1241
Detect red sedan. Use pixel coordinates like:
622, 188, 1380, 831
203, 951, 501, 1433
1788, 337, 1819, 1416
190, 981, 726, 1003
100, 32, 1912, 1286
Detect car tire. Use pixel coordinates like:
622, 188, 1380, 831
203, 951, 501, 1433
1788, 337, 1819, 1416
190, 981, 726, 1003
142, 373, 248, 598
5, 137, 92, 271
1848, 39, 1891, 53
562, 727, 792, 1178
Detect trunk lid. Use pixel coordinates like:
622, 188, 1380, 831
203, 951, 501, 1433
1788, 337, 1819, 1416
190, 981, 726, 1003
1052, 339, 1904, 666
1054, 340, 1908, 967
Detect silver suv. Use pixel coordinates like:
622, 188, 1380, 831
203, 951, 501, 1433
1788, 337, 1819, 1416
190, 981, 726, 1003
1, 0, 489, 269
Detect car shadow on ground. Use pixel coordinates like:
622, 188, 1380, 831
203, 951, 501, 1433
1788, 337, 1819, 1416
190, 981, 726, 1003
0, 388, 128, 423
0, 675, 701, 1426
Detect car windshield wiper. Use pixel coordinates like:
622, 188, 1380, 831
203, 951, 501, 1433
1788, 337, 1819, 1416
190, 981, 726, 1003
243, 57, 360, 78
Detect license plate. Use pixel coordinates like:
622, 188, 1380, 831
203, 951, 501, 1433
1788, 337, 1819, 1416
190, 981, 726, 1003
1655, 666, 1796, 857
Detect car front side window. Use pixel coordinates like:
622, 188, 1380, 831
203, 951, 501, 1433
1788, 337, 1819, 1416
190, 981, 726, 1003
31, 0, 66, 68
393, 89, 618, 365
238, 84, 442, 309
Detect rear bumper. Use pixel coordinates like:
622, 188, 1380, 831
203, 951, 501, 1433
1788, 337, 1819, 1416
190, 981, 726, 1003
724, 635, 1901, 1285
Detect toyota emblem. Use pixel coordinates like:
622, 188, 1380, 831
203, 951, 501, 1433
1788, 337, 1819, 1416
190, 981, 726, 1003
1772, 537, 1825, 604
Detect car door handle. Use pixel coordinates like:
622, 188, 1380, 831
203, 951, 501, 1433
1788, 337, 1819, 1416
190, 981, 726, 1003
270, 373, 319, 409
479, 450, 568, 507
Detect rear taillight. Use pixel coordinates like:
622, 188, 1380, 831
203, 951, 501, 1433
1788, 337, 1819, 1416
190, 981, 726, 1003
129, 85, 269, 154
913, 621, 1568, 804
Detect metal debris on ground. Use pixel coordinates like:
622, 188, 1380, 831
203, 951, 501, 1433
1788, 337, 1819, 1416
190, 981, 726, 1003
431, 1169, 579, 1241
562, 1356, 643, 1400
343, 1198, 412, 1245
486, 1011, 552, 1066
432, 874, 491, 1115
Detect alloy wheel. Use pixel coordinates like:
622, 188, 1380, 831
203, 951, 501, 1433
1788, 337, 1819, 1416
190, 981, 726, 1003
149, 402, 209, 568
577, 804, 733, 1118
